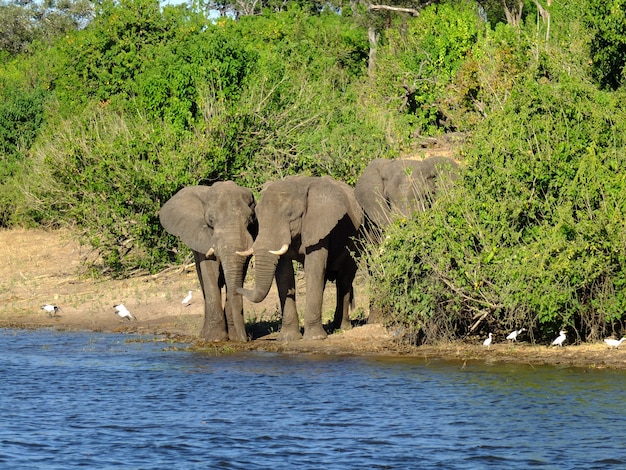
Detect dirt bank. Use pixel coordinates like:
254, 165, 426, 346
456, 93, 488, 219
2, 228, 626, 369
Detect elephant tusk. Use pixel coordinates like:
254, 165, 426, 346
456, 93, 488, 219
269, 243, 289, 256
206, 247, 215, 257
236, 247, 253, 257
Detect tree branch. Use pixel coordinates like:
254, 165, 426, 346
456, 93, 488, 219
368, 4, 420, 16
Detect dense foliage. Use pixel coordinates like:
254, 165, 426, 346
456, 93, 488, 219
586, 0, 626, 90
368, 0, 626, 342
372, 81, 626, 343
2, 0, 626, 341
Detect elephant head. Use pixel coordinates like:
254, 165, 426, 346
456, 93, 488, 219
159, 181, 256, 341
355, 156, 458, 233
354, 156, 457, 324
238, 175, 362, 339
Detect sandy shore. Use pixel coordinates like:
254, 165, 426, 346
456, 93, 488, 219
2, 228, 626, 369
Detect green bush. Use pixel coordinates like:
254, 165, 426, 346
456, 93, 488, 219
0, 73, 48, 226
442, 21, 532, 131
25, 106, 246, 274
134, 28, 257, 131
371, 79, 626, 343
586, 0, 626, 90
52, 0, 171, 112
0, 85, 46, 179
227, 8, 388, 185
372, 0, 483, 135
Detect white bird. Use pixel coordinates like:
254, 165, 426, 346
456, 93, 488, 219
551, 330, 567, 347
113, 303, 136, 321
41, 304, 60, 317
182, 290, 193, 306
603, 337, 626, 349
483, 333, 493, 349
506, 328, 526, 342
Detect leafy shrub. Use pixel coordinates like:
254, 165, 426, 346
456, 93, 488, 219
134, 28, 257, 131
371, 0, 483, 135
586, 0, 626, 90
52, 0, 171, 112
442, 21, 532, 131
25, 106, 247, 274
0, 80, 47, 226
371, 78, 626, 343
0, 85, 46, 179
227, 8, 388, 185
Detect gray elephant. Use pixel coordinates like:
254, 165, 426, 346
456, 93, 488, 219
354, 156, 458, 323
355, 156, 458, 239
237, 175, 363, 340
159, 181, 257, 342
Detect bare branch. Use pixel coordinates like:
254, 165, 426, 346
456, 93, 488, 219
368, 4, 420, 16
503, 0, 523, 26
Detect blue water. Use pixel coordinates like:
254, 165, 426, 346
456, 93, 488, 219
1, 329, 625, 469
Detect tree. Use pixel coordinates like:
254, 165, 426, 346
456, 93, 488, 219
0, 0, 93, 56
345, 0, 436, 76
192, 0, 332, 18
587, 0, 626, 90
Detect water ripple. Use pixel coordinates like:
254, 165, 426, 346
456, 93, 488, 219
2, 329, 626, 468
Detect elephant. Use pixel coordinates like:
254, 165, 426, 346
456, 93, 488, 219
237, 175, 363, 340
159, 181, 257, 342
354, 156, 458, 323
354, 156, 458, 240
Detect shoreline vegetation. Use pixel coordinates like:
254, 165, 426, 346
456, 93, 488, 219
2, 229, 626, 370
3, 1, 626, 349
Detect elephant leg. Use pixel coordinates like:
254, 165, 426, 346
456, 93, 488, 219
223, 293, 233, 334
194, 252, 229, 342
333, 256, 357, 331
276, 257, 301, 340
367, 301, 384, 324
224, 290, 248, 341
217, 266, 235, 336
302, 248, 328, 340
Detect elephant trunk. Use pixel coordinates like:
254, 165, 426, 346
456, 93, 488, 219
213, 224, 254, 341
218, 250, 248, 341
238, 252, 279, 303
221, 252, 245, 296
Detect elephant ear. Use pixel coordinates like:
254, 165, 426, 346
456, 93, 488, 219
354, 159, 391, 228
159, 186, 215, 254
302, 177, 360, 248
336, 177, 363, 230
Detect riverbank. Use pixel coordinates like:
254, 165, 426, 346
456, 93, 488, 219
2, 228, 626, 369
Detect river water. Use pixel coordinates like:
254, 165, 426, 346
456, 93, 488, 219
1, 328, 625, 469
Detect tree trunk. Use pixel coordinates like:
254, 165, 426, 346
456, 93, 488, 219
368, 26, 379, 78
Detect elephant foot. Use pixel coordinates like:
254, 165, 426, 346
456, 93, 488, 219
276, 328, 302, 341
303, 325, 328, 340
228, 332, 249, 342
201, 329, 229, 342
331, 317, 352, 332
367, 308, 384, 324
338, 320, 352, 331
